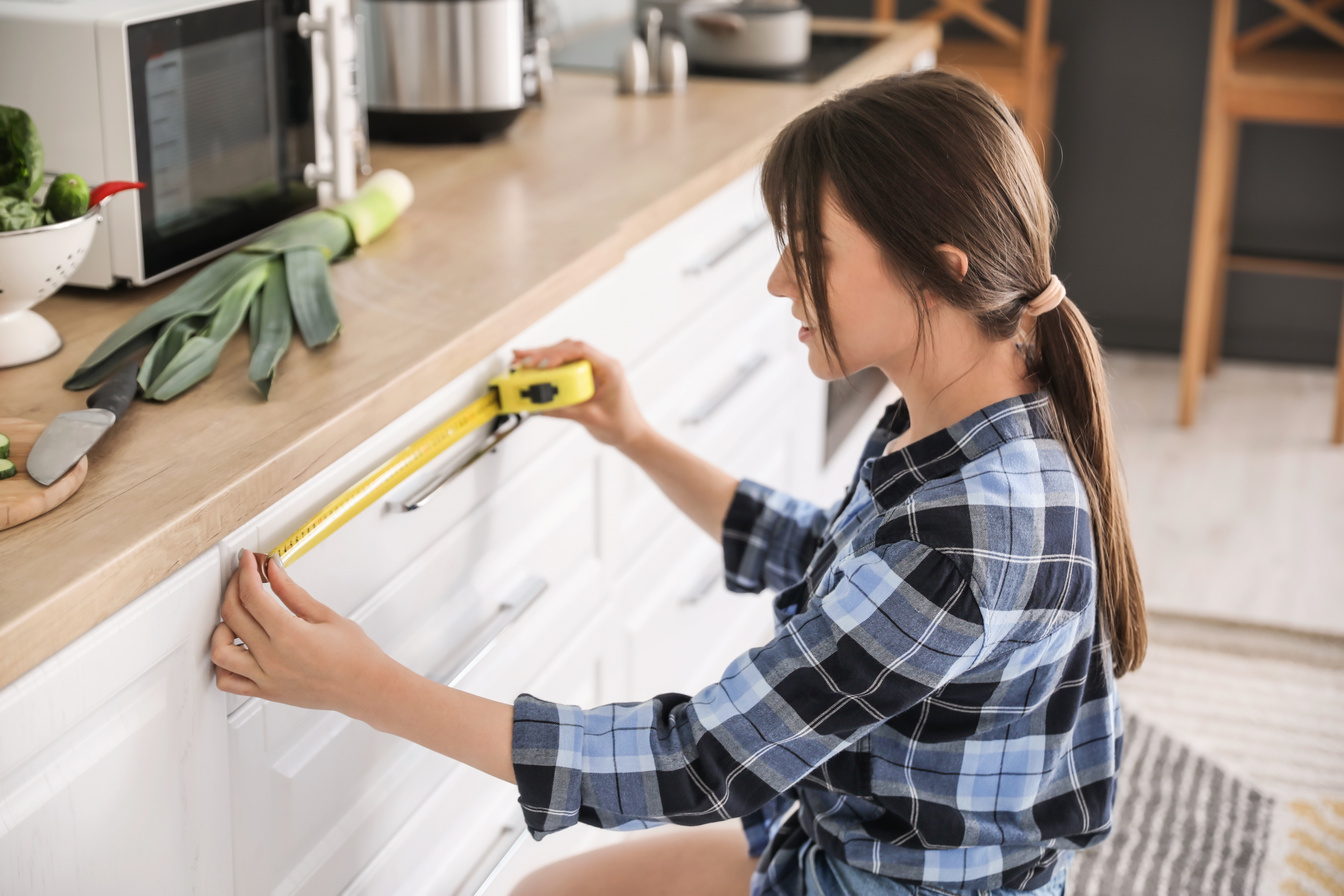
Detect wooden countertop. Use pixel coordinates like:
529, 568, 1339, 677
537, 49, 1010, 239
0, 20, 938, 690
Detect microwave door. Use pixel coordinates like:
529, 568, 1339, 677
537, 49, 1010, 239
127, 0, 319, 283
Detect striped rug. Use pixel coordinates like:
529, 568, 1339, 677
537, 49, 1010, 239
1066, 613, 1344, 896
1068, 712, 1273, 895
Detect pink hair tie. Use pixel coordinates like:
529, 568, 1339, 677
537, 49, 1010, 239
1026, 275, 1066, 316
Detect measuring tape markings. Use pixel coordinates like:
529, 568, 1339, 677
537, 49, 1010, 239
269, 394, 502, 566
266, 360, 595, 567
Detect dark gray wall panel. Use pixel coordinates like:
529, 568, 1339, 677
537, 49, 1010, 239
808, 0, 1344, 365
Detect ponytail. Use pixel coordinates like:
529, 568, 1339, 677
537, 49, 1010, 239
1032, 298, 1147, 676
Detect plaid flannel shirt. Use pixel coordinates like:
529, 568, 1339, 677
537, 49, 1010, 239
512, 388, 1123, 892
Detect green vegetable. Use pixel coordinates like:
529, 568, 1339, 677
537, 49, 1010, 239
66, 170, 415, 401
140, 264, 269, 401
284, 246, 341, 347
68, 252, 272, 391
0, 432, 9, 460
247, 258, 294, 399
0, 196, 52, 232
0, 105, 43, 201
0, 459, 15, 481
45, 173, 89, 221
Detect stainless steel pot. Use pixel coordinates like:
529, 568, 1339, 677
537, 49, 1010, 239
359, 0, 527, 142
679, 0, 811, 71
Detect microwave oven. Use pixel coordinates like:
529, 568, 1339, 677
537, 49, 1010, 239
0, 0, 364, 288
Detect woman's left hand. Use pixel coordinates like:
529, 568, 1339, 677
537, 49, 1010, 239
211, 550, 401, 717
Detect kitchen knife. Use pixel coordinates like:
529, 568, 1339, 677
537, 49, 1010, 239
28, 358, 141, 487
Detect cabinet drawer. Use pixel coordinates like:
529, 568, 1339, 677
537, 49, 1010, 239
602, 293, 802, 572
339, 606, 620, 896
613, 429, 789, 702
226, 449, 602, 896
624, 166, 776, 341
216, 346, 589, 609
632, 276, 790, 454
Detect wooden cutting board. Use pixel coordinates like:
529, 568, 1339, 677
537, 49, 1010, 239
0, 417, 88, 531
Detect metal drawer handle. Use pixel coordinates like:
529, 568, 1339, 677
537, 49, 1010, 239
438, 575, 550, 689
677, 562, 722, 607
396, 414, 526, 512
681, 351, 770, 427
682, 216, 771, 277
452, 821, 529, 896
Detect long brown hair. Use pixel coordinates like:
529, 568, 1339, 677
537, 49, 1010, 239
761, 69, 1146, 676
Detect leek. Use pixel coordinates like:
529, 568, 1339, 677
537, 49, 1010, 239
64, 169, 414, 400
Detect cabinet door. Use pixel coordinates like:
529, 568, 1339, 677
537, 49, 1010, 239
0, 550, 232, 896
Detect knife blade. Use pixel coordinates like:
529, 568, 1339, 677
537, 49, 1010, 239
28, 358, 141, 486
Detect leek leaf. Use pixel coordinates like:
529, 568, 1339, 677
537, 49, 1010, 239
285, 246, 341, 348
142, 264, 268, 401
247, 258, 293, 399
65, 252, 271, 390
139, 313, 208, 391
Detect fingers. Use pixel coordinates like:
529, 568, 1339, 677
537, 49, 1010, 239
236, 549, 292, 637
264, 555, 334, 624
221, 559, 270, 648
215, 666, 260, 697
210, 621, 263, 690
512, 339, 611, 370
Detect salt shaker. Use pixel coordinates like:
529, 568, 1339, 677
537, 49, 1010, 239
617, 35, 650, 94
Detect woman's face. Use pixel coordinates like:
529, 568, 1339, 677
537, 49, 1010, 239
766, 185, 924, 382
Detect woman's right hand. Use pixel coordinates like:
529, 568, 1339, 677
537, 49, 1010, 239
511, 340, 652, 452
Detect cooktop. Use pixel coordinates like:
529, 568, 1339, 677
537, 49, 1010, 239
549, 20, 881, 84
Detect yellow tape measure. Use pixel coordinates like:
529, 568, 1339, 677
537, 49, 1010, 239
267, 360, 595, 566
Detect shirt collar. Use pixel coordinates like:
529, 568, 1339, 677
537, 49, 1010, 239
863, 388, 1058, 511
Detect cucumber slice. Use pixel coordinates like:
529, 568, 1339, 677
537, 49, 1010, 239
0, 433, 8, 460
0, 459, 15, 481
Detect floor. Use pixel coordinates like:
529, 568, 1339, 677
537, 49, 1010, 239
1104, 350, 1344, 637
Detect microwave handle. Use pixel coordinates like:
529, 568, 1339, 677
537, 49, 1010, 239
299, 2, 359, 200
351, 12, 373, 177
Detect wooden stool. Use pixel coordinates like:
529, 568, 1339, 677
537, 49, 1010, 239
871, 0, 1064, 172
1178, 0, 1344, 444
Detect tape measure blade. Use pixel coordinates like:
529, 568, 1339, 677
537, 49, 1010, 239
269, 393, 503, 564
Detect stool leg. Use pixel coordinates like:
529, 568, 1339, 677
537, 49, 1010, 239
1334, 285, 1344, 445
1021, 0, 1053, 174
1204, 121, 1241, 376
1180, 0, 1238, 428
1036, 62, 1059, 175
1180, 113, 1239, 428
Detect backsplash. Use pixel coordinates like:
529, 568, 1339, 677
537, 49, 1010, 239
541, 0, 632, 37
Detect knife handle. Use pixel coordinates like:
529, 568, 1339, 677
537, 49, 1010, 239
88, 359, 141, 419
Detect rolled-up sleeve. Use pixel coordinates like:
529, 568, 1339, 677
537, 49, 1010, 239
511, 539, 986, 840
721, 478, 837, 594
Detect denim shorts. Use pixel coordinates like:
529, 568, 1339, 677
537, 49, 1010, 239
800, 841, 1071, 896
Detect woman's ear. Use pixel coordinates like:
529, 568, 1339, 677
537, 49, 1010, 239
933, 243, 969, 281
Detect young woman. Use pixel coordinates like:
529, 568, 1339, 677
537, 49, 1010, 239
212, 69, 1145, 896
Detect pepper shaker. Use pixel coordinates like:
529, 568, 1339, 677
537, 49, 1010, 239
657, 32, 688, 93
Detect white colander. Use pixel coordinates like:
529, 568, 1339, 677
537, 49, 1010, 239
0, 204, 103, 368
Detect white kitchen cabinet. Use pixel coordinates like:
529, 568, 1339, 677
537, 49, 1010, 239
0, 549, 234, 896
